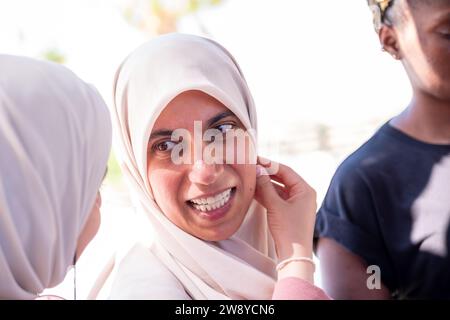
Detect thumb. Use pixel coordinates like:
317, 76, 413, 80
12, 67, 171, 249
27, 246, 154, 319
254, 165, 280, 210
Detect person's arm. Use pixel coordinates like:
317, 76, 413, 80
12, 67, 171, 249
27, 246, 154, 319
317, 237, 390, 299
255, 158, 329, 300
272, 277, 330, 300
314, 156, 397, 300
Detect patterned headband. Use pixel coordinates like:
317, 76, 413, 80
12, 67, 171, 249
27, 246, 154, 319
367, 0, 394, 31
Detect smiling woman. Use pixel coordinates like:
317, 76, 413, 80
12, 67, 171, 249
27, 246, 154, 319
147, 90, 256, 242
106, 33, 329, 300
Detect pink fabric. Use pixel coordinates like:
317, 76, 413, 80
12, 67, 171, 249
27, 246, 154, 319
272, 277, 331, 300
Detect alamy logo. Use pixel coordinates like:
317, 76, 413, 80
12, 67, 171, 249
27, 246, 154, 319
366, 265, 381, 290
168, 121, 279, 174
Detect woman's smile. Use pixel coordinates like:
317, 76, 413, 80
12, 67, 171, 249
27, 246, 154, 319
186, 187, 237, 221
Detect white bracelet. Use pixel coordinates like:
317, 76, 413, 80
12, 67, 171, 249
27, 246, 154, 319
276, 257, 316, 272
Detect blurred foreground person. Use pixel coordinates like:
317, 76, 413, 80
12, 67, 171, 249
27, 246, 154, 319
0, 55, 111, 299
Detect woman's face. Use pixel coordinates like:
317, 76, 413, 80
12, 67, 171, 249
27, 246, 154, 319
394, 1, 450, 100
147, 90, 256, 241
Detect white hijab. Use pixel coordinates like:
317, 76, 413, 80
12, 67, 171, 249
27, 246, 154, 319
0, 55, 111, 299
111, 33, 277, 300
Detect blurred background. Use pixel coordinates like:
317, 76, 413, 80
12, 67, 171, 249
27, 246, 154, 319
0, 0, 411, 299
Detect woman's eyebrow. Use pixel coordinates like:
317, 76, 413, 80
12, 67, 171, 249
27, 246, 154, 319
207, 111, 235, 127
432, 12, 450, 28
149, 129, 173, 141
149, 111, 236, 141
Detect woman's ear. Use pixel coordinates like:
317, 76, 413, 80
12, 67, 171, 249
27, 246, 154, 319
95, 191, 102, 208
379, 25, 401, 60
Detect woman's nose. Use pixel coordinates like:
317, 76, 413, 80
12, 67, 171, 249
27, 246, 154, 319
188, 160, 224, 186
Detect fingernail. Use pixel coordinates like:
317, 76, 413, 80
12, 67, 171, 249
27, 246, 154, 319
194, 160, 204, 169
258, 156, 271, 166
256, 165, 268, 177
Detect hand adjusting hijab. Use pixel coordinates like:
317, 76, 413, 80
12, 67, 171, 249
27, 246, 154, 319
0, 55, 111, 299
112, 33, 277, 299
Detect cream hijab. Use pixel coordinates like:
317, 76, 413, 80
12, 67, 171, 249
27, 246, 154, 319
0, 55, 111, 299
112, 33, 277, 300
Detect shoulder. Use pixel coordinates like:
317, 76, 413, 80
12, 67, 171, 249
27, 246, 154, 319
332, 124, 397, 187
108, 243, 190, 300
317, 125, 395, 219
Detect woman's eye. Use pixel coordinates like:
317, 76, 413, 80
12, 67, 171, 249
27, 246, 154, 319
216, 123, 236, 134
153, 141, 177, 152
438, 29, 450, 39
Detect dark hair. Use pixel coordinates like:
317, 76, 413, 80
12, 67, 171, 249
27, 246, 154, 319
367, 0, 395, 31
382, 1, 395, 25
377, 0, 442, 29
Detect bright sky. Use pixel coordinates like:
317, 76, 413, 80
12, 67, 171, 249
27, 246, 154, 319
0, 0, 413, 298
0, 0, 411, 124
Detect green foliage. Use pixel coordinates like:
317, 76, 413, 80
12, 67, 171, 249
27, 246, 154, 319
186, 0, 223, 13
151, 0, 161, 13
42, 48, 66, 64
121, 0, 224, 35
105, 152, 124, 186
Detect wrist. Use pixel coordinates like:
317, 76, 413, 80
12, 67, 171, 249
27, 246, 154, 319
277, 259, 315, 284
276, 242, 313, 261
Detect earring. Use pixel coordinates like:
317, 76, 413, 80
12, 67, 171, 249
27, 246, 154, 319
73, 254, 77, 300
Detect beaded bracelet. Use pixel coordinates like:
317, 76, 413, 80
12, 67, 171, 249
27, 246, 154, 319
276, 257, 316, 272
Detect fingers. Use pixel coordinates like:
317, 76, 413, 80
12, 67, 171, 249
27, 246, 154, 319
272, 180, 289, 200
257, 156, 310, 192
255, 157, 315, 208
254, 165, 281, 208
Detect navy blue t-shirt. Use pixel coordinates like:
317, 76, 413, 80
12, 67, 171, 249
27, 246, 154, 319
315, 122, 450, 299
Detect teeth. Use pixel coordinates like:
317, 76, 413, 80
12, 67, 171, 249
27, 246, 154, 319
190, 188, 231, 205
190, 188, 232, 212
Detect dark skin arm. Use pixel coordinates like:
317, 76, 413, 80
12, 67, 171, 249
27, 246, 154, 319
316, 237, 391, 299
